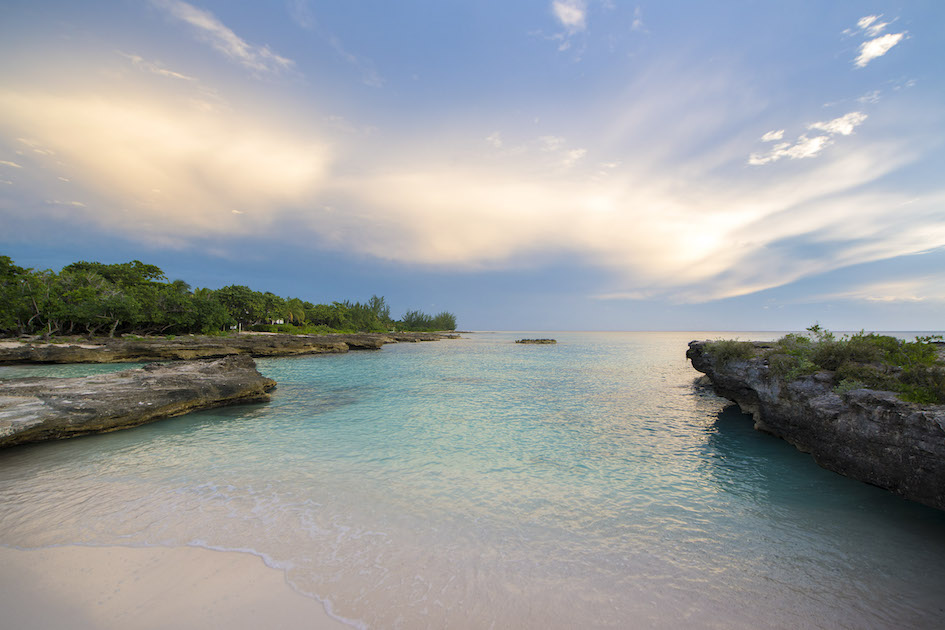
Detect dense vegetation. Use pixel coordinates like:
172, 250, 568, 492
706, 325, 945, 404
0, 255, 457, 338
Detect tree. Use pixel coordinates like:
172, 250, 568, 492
63, 260, 166, 287
214, 285, 264, 330
261, 292, 288, 324
285, 298, 306, 325
0, 256, 31, 334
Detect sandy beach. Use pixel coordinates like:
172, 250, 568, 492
0, 545, 348, 630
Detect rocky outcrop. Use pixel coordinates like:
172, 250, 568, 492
0, 332, 459, 364
0, 355, 276, 447
515, 339, 557, 344
687, 340, 945, 511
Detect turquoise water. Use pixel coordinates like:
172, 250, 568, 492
1, 332, 944, 628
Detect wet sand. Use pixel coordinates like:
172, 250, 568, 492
0, 545, 349, 630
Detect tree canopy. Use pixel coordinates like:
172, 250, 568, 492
0, 255, 457, 338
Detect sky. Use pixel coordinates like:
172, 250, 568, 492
1, 1, 943, 331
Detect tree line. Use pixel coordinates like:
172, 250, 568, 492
0, 255, 457, 338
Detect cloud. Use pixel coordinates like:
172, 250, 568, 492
285, 0, 382, 87
855, 32, 905, 68
327, 35, 384, 88
0, 88, 329, 237
0, 160, 22, 168
808, 111, 867, 136
813, 273, 945, 303
287, 0, 316, 29
749, 136, 828, 165
119, 52, 196, 82
552, 1, 587, 33
856, 15, 890, 37
540, 135, 566, 151
152, 0, 294, 75
749, 112, 866, 165
485, 132, 503, 148
562, 148, 587, 167
631, 6, 645, 32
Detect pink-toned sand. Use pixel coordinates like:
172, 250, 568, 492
0, 545, 349, 630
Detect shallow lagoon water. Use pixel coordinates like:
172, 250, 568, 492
1, 332, 944, 628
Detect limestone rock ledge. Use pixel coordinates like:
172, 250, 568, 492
0, 355, 276, 447
0, 332, 458, 364
687, 340, 945, 511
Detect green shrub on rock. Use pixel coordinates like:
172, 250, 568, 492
704, 339, 756, 365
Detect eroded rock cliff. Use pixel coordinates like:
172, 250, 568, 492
688, 340, 945, 511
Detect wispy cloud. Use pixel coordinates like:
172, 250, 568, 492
285, 0, 382, 87
812, 273, 945, 303
631, 6, 645, 32
749, 112, 866, 165
851, 15, 906, 68
858, 90, 881, 104
286, 0, 316, 29
118, 52, 196, 82
152, 0, 294, 75
0, 160, 22, 168
327, 35, 383, 88
857, 15, 889, 37
808, 111, 867, 136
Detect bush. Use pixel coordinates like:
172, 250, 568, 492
899, 365, 945, 404
704, 339, 756, 365
759, 326, 945, 404
768, 353, 818, 381
834, 378, 867, 395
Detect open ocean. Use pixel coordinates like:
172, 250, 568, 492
1, 331, 944, 628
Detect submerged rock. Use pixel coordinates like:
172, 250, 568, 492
687, 340, 945, 511
515, 339, 557, 344
0, 355, 276, 447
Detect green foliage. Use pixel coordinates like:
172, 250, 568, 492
759, 325, 945, 405
767, 353, 818, 381
703, 339, 755, 365
833, 379, 867, 395
899, 365, 945, 404
397, 308, 456, 331
0, 255, 458, 339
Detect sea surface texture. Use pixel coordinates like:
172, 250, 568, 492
1, 332, 944, 628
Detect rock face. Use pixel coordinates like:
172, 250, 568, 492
0, 355, 276, 447
687, 340, 945, 511
0, 332, 459, 364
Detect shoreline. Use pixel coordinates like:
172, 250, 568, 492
0, 544, 350, 630
0, 331, 460, 365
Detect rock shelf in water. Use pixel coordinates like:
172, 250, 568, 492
687, 340, 945, 511
0, 355, 276, 447
0, 332, 457, 364
515, 339, 557, 344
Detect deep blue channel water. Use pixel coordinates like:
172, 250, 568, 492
1, 332, 944, 628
